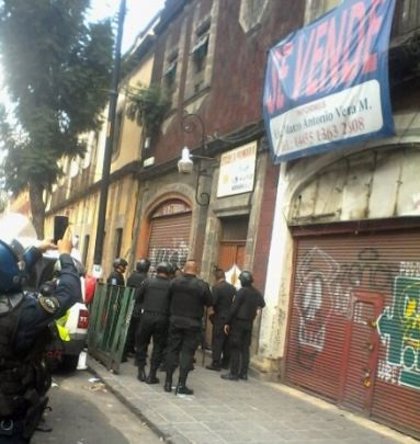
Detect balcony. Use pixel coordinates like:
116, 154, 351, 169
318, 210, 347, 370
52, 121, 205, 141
390, 0, 420, 85
392, 0, 420, 37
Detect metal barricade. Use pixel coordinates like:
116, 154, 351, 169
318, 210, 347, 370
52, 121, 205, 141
87, 283, 135, 373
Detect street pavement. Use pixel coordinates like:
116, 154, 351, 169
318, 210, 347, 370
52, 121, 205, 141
87, 355, 417, 444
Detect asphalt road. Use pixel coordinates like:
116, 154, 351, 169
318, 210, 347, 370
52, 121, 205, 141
31, 368, 163, 444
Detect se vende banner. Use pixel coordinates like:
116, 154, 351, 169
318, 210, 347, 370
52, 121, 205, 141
263, 0, 396, 163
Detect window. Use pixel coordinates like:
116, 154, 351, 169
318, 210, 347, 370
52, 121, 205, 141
305, 0, 340, 23
191, 32, 209, 74
164, 49, 178, 92
114, 228, 123, 259
162, 47, 179, 108
82, 235, 90, 266
187, 16, 211, 96
112, 109, 124, 157
393, 0, 420, 35
239, 0, 269, 33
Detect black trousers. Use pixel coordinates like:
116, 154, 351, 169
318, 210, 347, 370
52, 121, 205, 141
211, 317, 230, 366
135, 312, 169, 369
125, 303, 142, 354
228, 319, 253, 377
165, 324, 200, 377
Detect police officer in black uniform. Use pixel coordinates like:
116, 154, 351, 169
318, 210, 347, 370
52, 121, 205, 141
135, 261, 171, 384
221, 270, 265, 381
125, 258, 150, 356
106, 257, 127, 286
164, 260, 212, 395
0, 229, 81, 443
206, 268, 236, 371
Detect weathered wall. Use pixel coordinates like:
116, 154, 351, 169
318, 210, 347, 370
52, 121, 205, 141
257, 109, 420, 376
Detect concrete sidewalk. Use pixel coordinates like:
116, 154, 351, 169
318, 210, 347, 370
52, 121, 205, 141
87, 356, 416, 444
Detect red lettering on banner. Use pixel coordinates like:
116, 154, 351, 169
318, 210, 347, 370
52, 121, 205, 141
292, 31, 316, 99
342, 2, 366, 84
291, 1, 382, 99
306, 22, 328, 95
361, 1, 382, 74
322, 12, 348, 88
265, 49, 285, 114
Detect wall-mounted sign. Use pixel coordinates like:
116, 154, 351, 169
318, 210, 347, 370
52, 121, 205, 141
217, 142, 257, 198
263, 0, 396, 163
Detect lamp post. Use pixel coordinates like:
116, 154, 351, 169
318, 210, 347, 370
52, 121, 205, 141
177, 113, 216, 206
92, 0, 126, 278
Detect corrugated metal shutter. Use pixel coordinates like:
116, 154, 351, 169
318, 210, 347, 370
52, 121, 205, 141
286, 229, 420, 438
147, 212, 191, 269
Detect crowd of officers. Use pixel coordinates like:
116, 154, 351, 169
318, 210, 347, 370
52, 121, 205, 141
107, 257, 265, 395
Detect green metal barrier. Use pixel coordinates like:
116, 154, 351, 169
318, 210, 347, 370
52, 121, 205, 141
87, 283, 135, 373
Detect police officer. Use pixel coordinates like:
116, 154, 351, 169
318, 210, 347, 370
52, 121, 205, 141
0, 228, 81, 443
221, 271, 265, 381
125, 258, 150, 356
135, 261, 171, 384
106, 257, 127, 286
206, 268, 236, 371
164, 260, 212, 395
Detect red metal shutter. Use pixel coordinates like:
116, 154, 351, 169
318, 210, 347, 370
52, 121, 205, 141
285, 229, 420, 439
147, 212, 192, 269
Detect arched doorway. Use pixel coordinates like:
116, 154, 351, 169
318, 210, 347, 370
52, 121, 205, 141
147, 199, 192, 270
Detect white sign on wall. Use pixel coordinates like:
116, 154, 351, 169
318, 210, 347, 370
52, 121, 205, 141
217, 142, 257, 198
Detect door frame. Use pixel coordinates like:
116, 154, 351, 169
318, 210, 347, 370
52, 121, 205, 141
338, 291, 384, 412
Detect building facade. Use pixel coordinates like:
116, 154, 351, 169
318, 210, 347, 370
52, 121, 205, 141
259, 0, 420, 438
43, 0, 420, 438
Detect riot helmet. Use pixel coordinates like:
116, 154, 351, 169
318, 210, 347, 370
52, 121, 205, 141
113, 257, 128, 270
0, 239, 27, 293
0, 213, 38, 294
136, 258, 150, 273
238, 270, 254, 287
156, 261, 171, 275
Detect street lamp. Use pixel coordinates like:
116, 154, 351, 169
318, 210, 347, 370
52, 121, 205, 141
177, 113, 216, 206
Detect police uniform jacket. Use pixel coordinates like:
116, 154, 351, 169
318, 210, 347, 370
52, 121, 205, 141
126, 271, 148, 288
212, 280, 236, 321
0, 252, 82, 437
137, 275, 171, 315
227, 285, 265, 324
168, 274, 212, 328
107, 270, 125, 286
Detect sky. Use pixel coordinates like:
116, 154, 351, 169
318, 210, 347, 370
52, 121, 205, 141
0, 0, 165, 108
88, 0, 165, 52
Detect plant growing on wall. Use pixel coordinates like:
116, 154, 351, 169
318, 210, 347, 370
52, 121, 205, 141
126, 84, 170, 138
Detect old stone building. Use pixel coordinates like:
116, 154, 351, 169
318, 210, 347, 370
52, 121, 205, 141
43, 0, 420, 438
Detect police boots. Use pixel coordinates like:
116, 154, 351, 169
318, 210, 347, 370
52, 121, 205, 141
175, 371, 194, 395
146, 366, 160, 384
137, 366, 146, 382
164, 372, 173, 392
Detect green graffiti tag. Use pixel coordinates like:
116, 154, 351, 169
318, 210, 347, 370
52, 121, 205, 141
377, 277, 420, 390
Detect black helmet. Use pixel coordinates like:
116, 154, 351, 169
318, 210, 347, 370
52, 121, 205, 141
156, 261, 171, 275
136, 258, 150, 273
113, 258, 128, 269
239, 270, 253, 286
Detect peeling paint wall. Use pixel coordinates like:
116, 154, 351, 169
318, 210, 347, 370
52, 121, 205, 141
257, 110, 420, 375
290, 147, 420, 224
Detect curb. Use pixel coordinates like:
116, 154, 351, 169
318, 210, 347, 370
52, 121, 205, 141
87, 359, 177, 443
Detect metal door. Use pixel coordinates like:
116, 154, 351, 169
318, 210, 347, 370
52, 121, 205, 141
339, 292, 383, 412
147, 210, 191, 269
